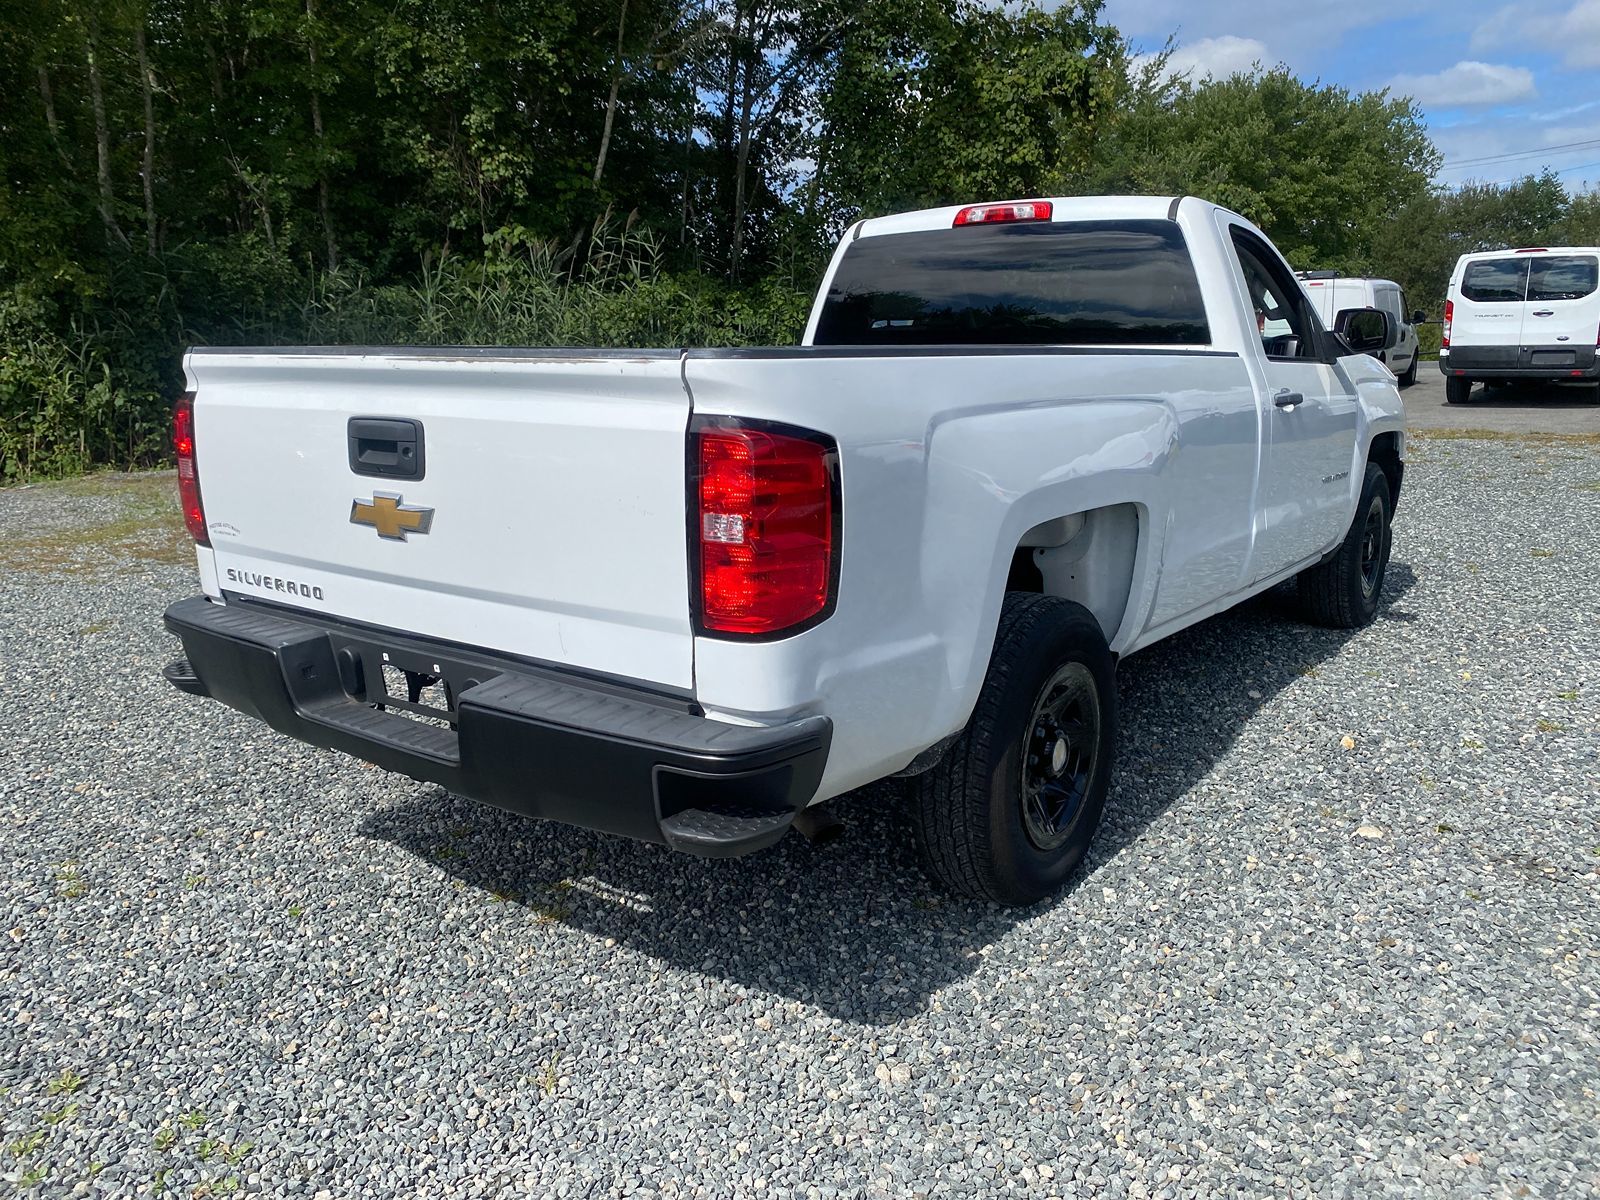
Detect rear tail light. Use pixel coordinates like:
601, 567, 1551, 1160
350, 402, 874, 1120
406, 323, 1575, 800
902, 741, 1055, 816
692, 418, 838, 637
953, 200, 1053, 227
173, 392, 209, 546
1442, 300, 1453, 349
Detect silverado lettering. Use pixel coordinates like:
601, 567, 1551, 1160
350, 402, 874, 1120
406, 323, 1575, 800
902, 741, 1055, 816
224, 568, 323, 601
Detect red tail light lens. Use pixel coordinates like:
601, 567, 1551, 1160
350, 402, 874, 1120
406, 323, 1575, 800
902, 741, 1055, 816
953, 200, 1052, 226
173, 392, 209, 546
694, 419, 838, 637
1442, 299, 1453, 349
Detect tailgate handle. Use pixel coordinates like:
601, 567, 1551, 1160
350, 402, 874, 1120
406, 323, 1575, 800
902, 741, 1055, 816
348, 417, 425, 480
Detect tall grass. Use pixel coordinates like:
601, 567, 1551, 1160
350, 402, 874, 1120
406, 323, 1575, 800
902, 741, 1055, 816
0, 217, 812, 482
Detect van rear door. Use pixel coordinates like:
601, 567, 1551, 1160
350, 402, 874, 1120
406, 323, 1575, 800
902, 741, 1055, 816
1523, 253, 1600, 358
1453, 256, 1529, 348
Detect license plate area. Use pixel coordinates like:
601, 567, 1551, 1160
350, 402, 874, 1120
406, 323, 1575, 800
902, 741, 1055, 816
329, 635, 491, 729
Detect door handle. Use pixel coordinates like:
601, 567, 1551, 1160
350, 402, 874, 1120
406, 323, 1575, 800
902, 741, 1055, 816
1532, 310, 1554, 317
1273, 389, 1304, 409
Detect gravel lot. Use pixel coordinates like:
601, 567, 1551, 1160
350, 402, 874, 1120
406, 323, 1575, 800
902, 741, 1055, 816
2, 441, 1598, 1199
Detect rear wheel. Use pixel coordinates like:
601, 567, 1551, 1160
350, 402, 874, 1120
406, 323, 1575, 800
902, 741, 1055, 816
912, 594, 1116, 906
1445, 376, 1472, 404
1295, 462, 1392, 629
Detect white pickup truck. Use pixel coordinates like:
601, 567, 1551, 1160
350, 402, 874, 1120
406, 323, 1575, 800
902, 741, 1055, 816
163, 196, 1406, 905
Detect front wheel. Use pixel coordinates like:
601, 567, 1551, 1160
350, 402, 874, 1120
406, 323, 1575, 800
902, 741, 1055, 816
1295, 462, 1393, 629
1399, 355, 1418, 387
912, 594, 1117, 906
1445, 375, 1472, 404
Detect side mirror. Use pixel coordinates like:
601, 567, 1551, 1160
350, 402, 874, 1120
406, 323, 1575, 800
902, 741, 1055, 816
1334, 307, 1391, 355
1411, 308, 1427, 324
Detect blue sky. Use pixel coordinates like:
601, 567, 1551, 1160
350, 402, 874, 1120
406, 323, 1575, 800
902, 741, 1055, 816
1103, 0, 1600, 191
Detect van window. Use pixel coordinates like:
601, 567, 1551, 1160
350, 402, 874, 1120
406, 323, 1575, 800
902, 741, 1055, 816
812, 220, 1209, 347
1527, 255, 1599, 301
1461, 258, 1530, 303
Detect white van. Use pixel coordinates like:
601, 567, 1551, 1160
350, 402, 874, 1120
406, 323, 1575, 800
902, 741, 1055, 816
1440, 247, 1600, 403
1298, 273, 1424, 386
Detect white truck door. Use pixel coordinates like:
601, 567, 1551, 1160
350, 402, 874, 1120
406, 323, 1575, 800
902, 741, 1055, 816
1454, 256, 1530, 348
1221, 223, 1361, 578
1522, 253, 1600, 358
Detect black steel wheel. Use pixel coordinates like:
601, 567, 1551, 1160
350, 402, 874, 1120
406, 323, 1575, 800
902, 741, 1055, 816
913, 594, 1117, 906
1020, 663, 1101, 853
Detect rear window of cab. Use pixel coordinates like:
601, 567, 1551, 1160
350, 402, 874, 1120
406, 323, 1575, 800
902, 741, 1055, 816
812, 220, 1210, 347
1461, 255, 1599, 303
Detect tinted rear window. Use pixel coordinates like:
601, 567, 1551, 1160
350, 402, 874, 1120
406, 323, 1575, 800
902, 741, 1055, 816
1460, 258, 1528, 303
1527, 255, 1598, 301
812, 220, 1209, 347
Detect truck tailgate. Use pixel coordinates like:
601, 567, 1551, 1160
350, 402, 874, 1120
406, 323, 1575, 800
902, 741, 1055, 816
185, 349, 695, 691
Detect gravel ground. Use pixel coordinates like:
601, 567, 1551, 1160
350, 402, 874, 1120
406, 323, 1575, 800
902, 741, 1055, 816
2, 442, 1598, 1199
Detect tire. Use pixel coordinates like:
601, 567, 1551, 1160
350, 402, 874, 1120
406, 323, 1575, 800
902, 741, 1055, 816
912, 593, 1117, 906
1445, 375, 1472, 404
1399, 354, 1418, 388
1295, 462, 1393, 629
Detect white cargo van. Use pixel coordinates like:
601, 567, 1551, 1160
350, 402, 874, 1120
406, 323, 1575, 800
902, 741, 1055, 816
1440, 247, 1600, 403
1298, 272, 1424, 386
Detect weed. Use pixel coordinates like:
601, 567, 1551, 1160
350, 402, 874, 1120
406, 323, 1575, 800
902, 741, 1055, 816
9, 1130, 46, 1157
537, 1052, 562, 1095
19, 1162, 49, 1187
1466, 890, 1481, 901
1464, 562, 1480, 575
1296, 665, 1320, 678
43, 1102, 78, 1125
197, 1137, 217, 1161
46, 1067, 85, 1096
1536, 718, 1564, 732
54, 864, 87, 899
1530, 548, 1556, 559
152, 1167, 170, 1193
532, 899, 572, 924
153, 1126, 177, 1152
79, 621, 109, 635
183, 874, 206, 890
1436, 823, 1456, 834
179, 1109, 206, 1131
223, 1141, 254, 1165
1557, 690, 1579, 701
287, 904, 303, 918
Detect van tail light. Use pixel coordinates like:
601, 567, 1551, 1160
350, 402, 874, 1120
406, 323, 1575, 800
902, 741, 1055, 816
692, 418, 839, 637
1441, 300, 1453, 349
953, 200, 1052, 226
173, 392, 209, 546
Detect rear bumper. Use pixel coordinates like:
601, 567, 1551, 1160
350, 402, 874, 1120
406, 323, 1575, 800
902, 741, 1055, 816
1439, 344, 1600, 380
162, 596, 830, 857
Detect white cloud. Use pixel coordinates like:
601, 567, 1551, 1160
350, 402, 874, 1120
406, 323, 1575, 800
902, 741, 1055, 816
1472, 0, 1600, 68
1138, 35, 1269, 82
1388, 61, 1537, 107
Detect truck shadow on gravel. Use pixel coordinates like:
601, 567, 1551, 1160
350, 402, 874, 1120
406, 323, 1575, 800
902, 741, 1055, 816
362, 564, 1417, 1024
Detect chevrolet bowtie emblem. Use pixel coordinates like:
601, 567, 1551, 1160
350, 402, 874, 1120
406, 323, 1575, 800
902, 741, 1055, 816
350, 492, 434, 541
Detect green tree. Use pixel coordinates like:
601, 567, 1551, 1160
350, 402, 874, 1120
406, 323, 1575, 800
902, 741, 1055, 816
1089, 67, 1440, 270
